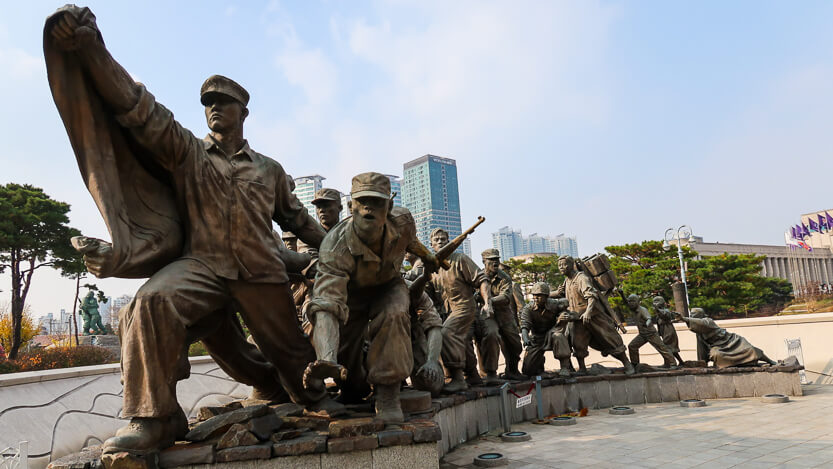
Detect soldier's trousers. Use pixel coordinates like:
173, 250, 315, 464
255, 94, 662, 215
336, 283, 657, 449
495, 307, 523, 372
569, 313, 626, 358
473, 317, 501, 374
118, 258, 324, 418
521, 331, 571, 376
628, 332, 675, 365
441, 307, 476, 370
337, 279, 414, 401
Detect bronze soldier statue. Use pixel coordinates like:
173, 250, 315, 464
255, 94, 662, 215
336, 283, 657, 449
78, 290, 106, 335
45, 5, 338, 455
304, 172, 439, 423
481, 249, 524, 381
430, 228, 493, 391
405, 279, 444, 396
624, 294, 677, 368
679, 308, 777, 368
520, 283, 575, 377
312, 188, 343, 232
554, 256, 635, 375
653, 296, 684, 366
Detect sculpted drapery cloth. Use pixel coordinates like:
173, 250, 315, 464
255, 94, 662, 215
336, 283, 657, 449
687, 317, 765, 368
44, 6, 182, 278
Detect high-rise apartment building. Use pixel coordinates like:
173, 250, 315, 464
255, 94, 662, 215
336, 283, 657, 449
385, 174, 403, 207
491, 226, 578, 261
293, 175, 326, 221
402, 155, 470, 256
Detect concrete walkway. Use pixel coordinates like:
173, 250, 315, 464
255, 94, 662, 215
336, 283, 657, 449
440, 385, 833, 469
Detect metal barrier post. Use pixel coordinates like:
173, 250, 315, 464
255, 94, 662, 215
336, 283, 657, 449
499, 382, 511, 433
19, 442, 27, 469
535, 376, 544, 420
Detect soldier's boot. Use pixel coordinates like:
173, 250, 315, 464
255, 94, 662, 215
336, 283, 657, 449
674, 353, 685, 366
575, 357, 588, 375
248, 383, 290, 404
374, 384, 404, 424
102, 407, 187, 455
613, 352, 636, 375
558, 358, 572, 377
501, 362, 525, 381
483, 371, 502, 386
466, 372, 483, 386
443, 368, 469, 393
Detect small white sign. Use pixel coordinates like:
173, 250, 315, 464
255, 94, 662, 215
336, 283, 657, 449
515, 394, 533, 408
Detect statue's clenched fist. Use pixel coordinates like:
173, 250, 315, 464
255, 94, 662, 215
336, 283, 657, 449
48, 6, 99, 51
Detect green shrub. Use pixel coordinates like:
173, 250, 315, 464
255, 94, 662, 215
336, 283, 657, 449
0, 346, 115, 374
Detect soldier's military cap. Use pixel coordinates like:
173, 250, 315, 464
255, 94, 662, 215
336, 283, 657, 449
281, 231, 297, 240
531, 282, 550, 296
351, 172, 390, 199
312, 188, 342, 205
200, 74, 250, 106
430, 228, 448, 239
481, 248, 500, 260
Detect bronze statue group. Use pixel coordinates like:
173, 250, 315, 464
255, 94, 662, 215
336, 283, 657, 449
42, 5, 778, 458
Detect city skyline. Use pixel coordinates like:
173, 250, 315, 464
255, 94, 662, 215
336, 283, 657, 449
491, 226, 579, 261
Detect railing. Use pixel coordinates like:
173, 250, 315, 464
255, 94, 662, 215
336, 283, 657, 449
0, 442, 28, 469
785, 338, 808, 384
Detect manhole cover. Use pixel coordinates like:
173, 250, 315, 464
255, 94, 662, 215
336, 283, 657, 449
680, 399, 706, 407
762, 394, 789, 404
474, 452, 508, 467
548, 416, 577, 426
609, 406, 635, 415
500, 431, 531, 442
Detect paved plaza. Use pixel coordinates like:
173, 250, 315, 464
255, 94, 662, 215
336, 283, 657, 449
440, 384, 833, 469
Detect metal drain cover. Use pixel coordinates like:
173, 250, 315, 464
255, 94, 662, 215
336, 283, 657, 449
680, 399, 706, 407
474, 452, 508, 467
500, 431, 531, 442
609, 406, 635, 415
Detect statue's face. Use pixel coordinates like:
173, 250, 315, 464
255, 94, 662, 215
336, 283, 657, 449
431, 231, 449, 251
627, 297, 640, 309
557, 258, 573, 275
204, 95, 247, 133
283, 238, 298, 252
653, 297, 665, 308
86, 291, 95, 298
483, 258, 499, 276
315, 200, 342, 229
533, 294, 547, 308
351, 196, 389, 236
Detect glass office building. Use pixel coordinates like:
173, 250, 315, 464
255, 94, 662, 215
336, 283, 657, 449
293, 175, 326, 221
402, 155, 470, 256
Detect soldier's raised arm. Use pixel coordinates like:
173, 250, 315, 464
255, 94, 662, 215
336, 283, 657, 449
47, 6, 196, 170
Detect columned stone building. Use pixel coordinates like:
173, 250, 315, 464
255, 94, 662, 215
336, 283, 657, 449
688, 239, 833, 295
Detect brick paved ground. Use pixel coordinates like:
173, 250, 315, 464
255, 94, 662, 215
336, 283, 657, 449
440, 385, 833, 469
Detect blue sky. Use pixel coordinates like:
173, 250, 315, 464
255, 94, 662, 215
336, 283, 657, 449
2, 1, 832, 315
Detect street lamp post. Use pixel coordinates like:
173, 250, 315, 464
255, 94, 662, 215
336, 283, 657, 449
663, 225, 695, 316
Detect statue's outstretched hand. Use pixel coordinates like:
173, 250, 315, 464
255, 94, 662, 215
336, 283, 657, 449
49, 6, 98, 51
303, 360, 347, 392
71, 236, 113, 278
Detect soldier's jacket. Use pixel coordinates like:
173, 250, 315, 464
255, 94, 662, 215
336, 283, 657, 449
308, 206, 422, 324
431, 252, 487, 315
412, 290, 443, 333
520, 299, 570, 337
554, 271, 602, 314
630, 305, 658, 336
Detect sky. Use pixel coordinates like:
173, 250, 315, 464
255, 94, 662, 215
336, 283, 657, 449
1, 1, 832, 316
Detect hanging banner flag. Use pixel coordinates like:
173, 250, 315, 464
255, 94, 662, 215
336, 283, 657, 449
826, 212, 833, 229
785, 231, 799, 246
795, 224, 805, 239
802, 223, 811, 237
809, 219, 821, 232
819, 214, 828, 232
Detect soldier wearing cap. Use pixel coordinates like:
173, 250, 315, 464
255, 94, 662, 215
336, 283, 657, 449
520, 283, 576, 377
304, 172, 439, 423
479, 248, 525, 381
46, 8, 340, 454
625, 294, 677, 368
312, 188, 343, 232
553, 256, 635, 375
430, 228, 494, 391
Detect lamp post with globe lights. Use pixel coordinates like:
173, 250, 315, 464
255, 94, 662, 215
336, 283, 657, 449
663, 225, 695, 316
